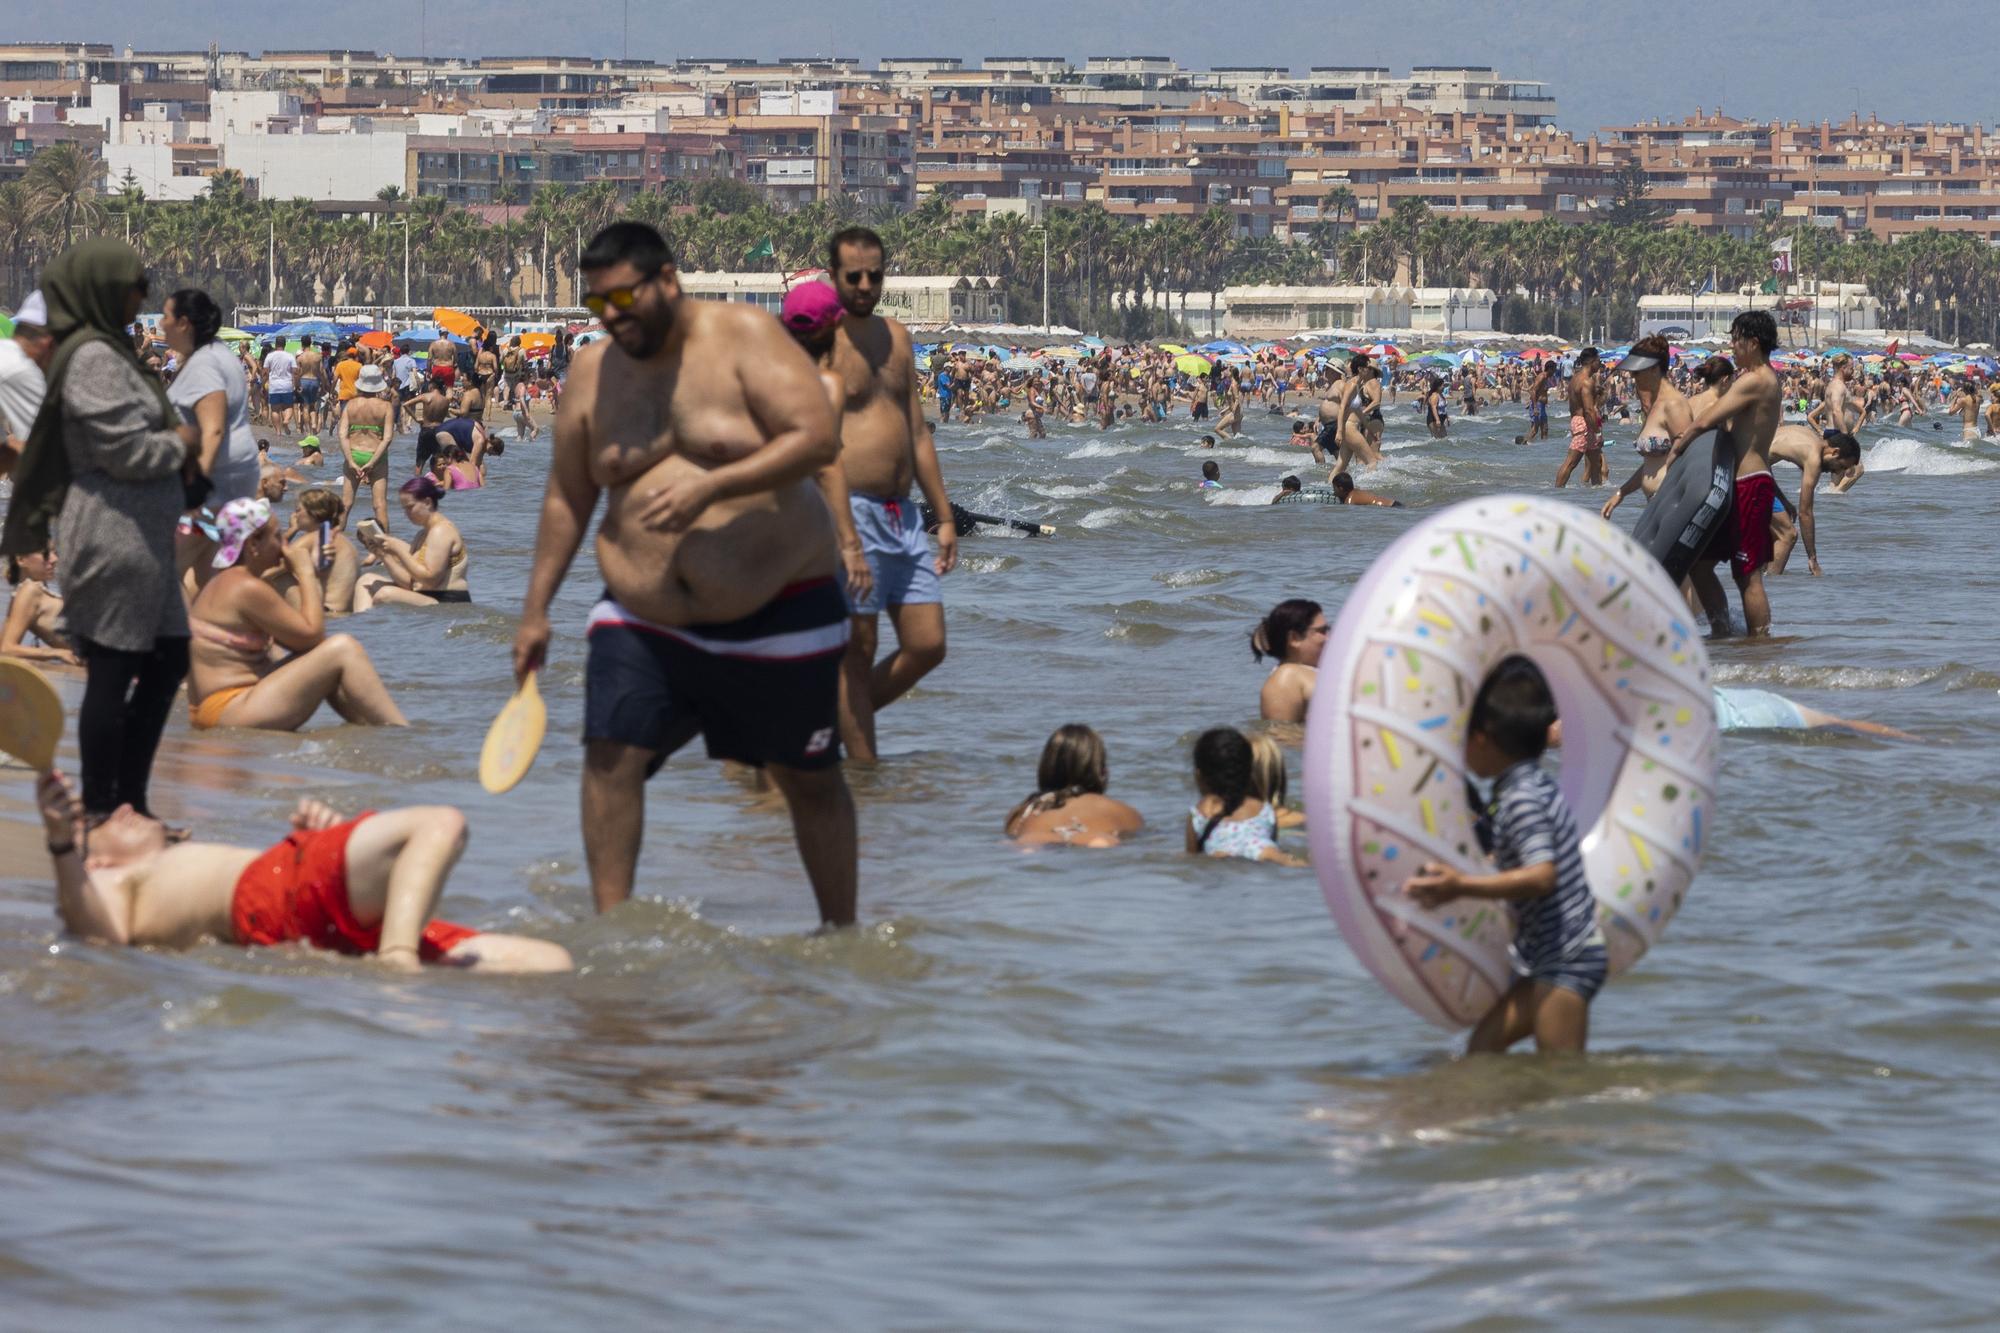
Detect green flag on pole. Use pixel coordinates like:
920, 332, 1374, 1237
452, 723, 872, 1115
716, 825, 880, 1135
745, 236, 775, 262
1758, 274, 1779, 295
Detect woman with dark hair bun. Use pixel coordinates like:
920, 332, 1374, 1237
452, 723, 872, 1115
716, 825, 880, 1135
164, 287, 260, 508
1251, 598, 1327, 724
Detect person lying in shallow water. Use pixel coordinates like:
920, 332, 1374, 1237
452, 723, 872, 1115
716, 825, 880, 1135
35, 771, 571, 973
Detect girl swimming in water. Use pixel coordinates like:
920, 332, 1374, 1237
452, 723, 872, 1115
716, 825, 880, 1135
1185, 727, 1303, 865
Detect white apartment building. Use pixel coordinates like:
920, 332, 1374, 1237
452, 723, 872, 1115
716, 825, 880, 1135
225, 130, 408, 200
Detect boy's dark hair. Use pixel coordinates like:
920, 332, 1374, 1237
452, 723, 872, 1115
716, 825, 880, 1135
1826, 431, 1861, 465
1730, 310, 1778, 354
1201, 459, 1220, 480
1469, 655, 1556, 761
1331, 471, 1354, 495
828, 226, 886, 269
1278, 473, 1301, 492
580, 222, 675, 274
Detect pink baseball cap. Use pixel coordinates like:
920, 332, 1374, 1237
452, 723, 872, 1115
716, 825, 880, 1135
211, 497, 272, 569
781, 281, 844, 336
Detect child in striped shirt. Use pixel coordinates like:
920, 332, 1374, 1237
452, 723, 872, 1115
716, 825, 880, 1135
1404, 657, 1607, 1054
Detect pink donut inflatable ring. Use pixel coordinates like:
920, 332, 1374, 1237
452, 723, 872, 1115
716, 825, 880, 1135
1304, 495, 1720, 1029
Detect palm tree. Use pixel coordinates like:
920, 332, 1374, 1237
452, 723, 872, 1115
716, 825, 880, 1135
1384, 197, 1431, 284
24, 142, 105, 248
0, 181, 38, 300
1320, 185, 1356, 261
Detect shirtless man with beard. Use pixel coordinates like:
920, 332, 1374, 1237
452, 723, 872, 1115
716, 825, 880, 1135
824, 226, 958, 763
511, 223, 857, 926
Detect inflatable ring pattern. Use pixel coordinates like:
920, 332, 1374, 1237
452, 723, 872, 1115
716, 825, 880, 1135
1304, 496, 1720, 1029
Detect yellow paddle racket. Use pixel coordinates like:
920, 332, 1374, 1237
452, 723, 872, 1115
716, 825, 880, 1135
479, 671, 546, 794
0, 659, 63, 772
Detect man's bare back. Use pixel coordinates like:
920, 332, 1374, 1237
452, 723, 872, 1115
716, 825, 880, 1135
567, 301, 837, 626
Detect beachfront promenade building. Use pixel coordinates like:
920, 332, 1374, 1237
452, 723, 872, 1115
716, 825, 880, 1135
7, 44, 2000, 244
1152, 284, 1497, 339
1636, 283, 1884, 342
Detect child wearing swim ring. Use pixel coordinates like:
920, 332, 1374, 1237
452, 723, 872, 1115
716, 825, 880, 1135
1185, 727, 1304, 866
1403, 657, 1605, 1054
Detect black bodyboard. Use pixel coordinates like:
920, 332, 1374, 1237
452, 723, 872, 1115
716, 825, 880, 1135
1631, 429, 1734, 582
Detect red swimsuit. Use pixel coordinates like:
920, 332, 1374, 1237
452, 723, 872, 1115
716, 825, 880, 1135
230, 814, 476, 961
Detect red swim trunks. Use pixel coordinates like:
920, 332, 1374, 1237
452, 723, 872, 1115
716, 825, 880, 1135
431, 366, 456, 389
1568, 413, 1603, 453
230, 813, 477, 962
1722, 470, 1777, 579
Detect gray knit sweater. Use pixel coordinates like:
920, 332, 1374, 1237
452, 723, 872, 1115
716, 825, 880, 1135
57, 341, 190, 652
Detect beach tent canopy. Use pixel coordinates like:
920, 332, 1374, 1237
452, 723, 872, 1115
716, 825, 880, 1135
277, 318, 339, 339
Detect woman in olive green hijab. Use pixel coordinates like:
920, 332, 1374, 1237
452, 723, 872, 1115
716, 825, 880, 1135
2, 238, 200, 827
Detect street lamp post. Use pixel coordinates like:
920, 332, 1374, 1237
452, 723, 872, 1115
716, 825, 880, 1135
1951, 294, 1960, 346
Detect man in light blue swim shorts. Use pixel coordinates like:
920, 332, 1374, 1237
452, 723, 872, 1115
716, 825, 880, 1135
1711, 687, 1808, 732
1712, 686, 1915, 739
825, 226, 957, 762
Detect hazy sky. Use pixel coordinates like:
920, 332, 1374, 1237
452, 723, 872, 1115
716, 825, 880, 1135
19, 0, 1996, 135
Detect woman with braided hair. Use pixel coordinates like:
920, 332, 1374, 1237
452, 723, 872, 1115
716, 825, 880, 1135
1004, 724, 1144, 848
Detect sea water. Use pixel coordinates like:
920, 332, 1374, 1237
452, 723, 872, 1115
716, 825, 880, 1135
2, 398, 1995, 1326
